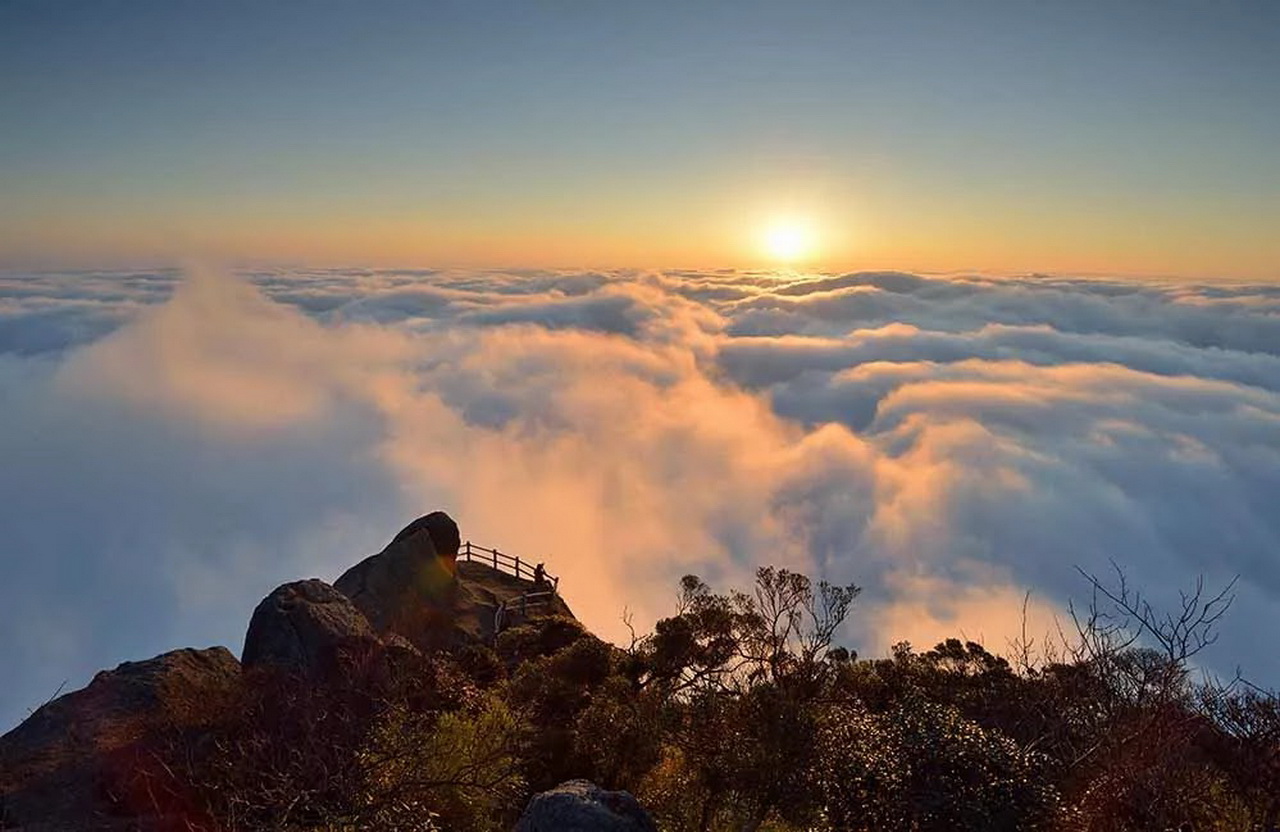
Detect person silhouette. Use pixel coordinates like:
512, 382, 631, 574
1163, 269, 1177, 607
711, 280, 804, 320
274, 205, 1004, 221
533, 562, 547, 587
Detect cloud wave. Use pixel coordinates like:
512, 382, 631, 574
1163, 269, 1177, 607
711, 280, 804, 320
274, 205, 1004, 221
2, 266, 1278, 730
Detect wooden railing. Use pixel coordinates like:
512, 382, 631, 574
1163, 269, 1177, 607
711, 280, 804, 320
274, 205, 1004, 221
457, 541, 561, 636
493, 590, 559, 634
458, 540, 560, 592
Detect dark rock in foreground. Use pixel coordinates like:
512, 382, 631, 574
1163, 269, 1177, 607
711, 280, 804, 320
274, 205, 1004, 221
0, 647, 240, 830
514, 779, 658, 832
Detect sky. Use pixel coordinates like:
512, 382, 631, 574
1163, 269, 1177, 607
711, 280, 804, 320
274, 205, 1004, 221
2, 0, 1278, 277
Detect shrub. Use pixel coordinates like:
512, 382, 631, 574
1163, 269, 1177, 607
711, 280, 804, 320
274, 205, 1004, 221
815, 699, 1063, 831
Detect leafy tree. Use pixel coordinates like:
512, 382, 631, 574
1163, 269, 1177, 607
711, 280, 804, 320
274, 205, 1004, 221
573, 674, 666, 790
504, 625, 620, 791
632, 567, 859, 831
359, 696, 525, 832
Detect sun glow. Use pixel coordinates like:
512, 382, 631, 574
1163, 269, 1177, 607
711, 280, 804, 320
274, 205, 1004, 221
762, 219, 818, 263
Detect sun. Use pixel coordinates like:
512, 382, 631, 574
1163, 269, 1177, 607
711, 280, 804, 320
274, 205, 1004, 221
762, 219, 817, 263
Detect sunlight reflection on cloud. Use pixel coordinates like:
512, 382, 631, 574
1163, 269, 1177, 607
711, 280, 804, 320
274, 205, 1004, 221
1, 266, 1278, 730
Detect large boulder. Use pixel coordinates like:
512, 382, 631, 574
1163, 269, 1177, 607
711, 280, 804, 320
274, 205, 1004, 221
514, 779, 657, 832
241, 578, 380, 673
0, 647, 240, 830
388, 510, 460, 558
334, 512, 464, 647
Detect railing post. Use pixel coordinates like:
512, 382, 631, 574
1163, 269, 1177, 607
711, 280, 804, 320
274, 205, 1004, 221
470, 542, 560, 594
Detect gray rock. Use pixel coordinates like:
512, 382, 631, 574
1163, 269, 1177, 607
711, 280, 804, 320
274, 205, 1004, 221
514, 779, 657, 832
241, 578, 377, 672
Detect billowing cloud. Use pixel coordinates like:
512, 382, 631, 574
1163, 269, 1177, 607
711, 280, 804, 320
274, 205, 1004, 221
2, 265, 1278, 730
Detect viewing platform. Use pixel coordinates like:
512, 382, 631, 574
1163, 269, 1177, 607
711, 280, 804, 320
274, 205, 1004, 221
457, 540, 563, 635
458, 540, 559, 591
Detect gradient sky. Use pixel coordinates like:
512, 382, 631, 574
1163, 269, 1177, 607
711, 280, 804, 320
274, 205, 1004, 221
2, 1, 1277, 277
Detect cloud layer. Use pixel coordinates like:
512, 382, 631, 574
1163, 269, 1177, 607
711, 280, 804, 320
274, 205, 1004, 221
2, 266, 1278, 730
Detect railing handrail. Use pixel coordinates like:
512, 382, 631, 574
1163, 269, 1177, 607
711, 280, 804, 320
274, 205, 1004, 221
455, 541, 562, 636
458, 540, 560, 591
493, 590, 559, 635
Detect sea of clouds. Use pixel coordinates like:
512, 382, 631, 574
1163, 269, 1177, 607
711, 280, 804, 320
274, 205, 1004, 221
2, 266, 1279, 730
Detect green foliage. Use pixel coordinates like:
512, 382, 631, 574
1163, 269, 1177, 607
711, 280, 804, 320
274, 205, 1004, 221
504, 628, 621, 791
636, 746, 706, 831
495, 614, 589, 667
359, 696, 526, 832
625, 567, 860, 831
452, 642, 505, 687
153, 645, 514, 831
573, 675, 666, 789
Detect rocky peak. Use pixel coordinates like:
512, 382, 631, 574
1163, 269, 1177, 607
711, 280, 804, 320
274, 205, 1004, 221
334, 512, 574, 649
334, 512, 460, 636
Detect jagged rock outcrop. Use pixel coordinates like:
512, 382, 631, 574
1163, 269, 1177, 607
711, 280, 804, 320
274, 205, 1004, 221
513, 779, 657, 832
241, 578, 381, 673
0, 647, 240, 830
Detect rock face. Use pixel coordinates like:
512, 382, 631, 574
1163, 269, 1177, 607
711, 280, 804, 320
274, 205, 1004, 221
241, 578, 380, 673
514, 779, 658, 832
0, 647, 240, 830
334, 512, 464, 648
